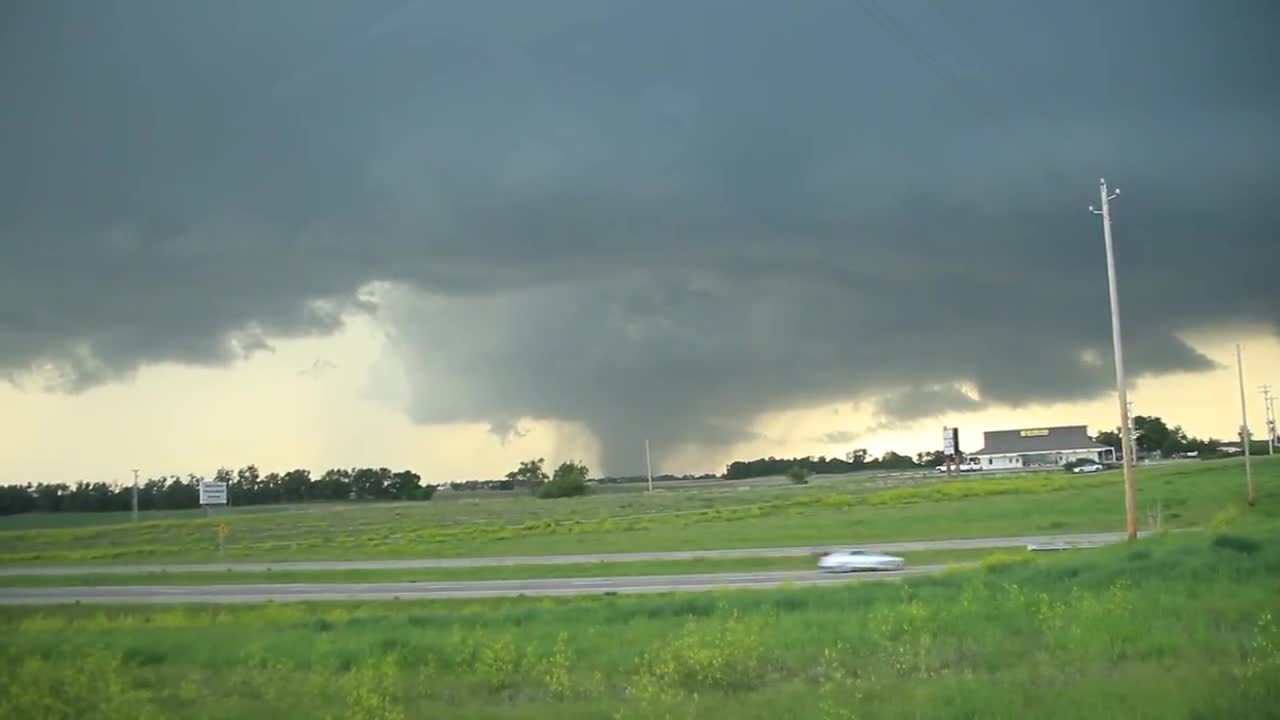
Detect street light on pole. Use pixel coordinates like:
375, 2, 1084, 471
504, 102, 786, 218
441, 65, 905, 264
1090, 178, 1138, 540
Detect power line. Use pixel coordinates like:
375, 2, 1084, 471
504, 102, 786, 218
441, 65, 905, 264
855, 0, 969, 89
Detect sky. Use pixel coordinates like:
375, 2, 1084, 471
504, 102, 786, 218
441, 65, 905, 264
2, 1, 1277, 483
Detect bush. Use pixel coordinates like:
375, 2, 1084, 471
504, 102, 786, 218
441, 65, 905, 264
538, 461, 590, 499
785, 466, 812, 485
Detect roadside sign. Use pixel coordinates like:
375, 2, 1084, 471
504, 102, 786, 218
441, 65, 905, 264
199, 481, 228, 506
942, 427, 959, 454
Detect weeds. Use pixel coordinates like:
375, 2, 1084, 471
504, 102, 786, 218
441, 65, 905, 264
816, 644, 862, 720
633, 606, 766, 693
0, 651, 159, 720
338, 655, 406, 720
541, 632, 574, 698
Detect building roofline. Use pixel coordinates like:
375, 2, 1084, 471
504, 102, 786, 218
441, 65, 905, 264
971, 445, 1111, 456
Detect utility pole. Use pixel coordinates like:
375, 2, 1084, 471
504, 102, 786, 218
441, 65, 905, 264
1090, 178, 1137, 540
131, 468, 140, 522
1236, 345, 1255, 506
645, 439, 654, 493
1127, 400, 1138, 458
1261, 384, 1276, 456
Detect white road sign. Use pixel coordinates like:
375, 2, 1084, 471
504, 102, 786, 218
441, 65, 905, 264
199, 481, 228, 506
942, 427, 958, 454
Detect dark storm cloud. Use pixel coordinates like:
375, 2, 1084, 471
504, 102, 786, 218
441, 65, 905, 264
877, 386, 981, 422
2, 1, 1277, 471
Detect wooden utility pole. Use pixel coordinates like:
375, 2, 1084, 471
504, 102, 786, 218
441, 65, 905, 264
1237, 344, 1256, 506
1091, 179, 1137, 539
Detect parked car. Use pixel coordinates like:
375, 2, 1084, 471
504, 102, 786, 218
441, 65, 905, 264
934, 459, 982, 473
1071, 463, 1105, 474
816, 549, 906, 572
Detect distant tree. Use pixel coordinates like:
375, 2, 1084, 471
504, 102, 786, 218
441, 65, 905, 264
314, 468, 352, 500
351, 467, 394, 499
158, 475, 199, 509
877, 451, 917, 470
1097, 417, 1191, 457
538, 461, 589, 499
724, 454, 862, 480
279, 469, 312, 503
32, 483, 66, 513
785, 466, 811, 485
915, 450, 947, 468
260, 472, 283, 503
506, 458, 550, 494
0, 484, 37, 515
1095, 429, 1122, 452
389, 470, 428, 500
1133, 416, 1178, 455
233, 465, 263, 504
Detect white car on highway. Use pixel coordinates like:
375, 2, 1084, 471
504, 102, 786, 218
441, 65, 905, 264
1071, 463, 1105, 474
816, 549, 906, 573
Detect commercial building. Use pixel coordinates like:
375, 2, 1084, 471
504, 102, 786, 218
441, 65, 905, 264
969, 425, 1115, 470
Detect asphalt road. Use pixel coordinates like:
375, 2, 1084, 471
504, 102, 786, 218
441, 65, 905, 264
0, 531, 1136, 577
0, 565, 954, 605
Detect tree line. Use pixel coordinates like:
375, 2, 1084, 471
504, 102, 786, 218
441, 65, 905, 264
1092, 415, 1253, 458
727, 415, 1252, 481
444, 471, 719, 493
504, 458, 591, 499
0, 465, 432, 516
724, 449, 930, 481
1, 414, 1254, 515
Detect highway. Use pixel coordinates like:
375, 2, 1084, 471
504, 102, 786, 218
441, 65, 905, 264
0, 531, 1135, 577
0, 566, 954, 605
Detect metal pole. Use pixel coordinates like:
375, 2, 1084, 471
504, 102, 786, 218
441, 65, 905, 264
1272, 394, 1278, 456
645, 439, 654, 493
131, 468, 140, 522
1237, 345, 1256, 506
1091, 178, 1137, 540
1261, 385, 1276, 456
945, 427, 955, 478
952, 428, 961, 477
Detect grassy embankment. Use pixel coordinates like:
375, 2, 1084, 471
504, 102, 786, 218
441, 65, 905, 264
2, 459, 1274, 567
2, 518, 1278, 719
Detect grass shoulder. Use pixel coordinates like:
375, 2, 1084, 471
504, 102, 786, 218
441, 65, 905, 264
2, 519, 1278, 719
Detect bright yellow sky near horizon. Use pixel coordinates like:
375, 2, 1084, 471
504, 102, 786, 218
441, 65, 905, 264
1, 320, 1277, 485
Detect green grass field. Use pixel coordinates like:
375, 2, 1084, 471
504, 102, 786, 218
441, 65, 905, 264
2, 459, 1275, 566
0, 548, 1000, 588
3, 520, 1278, 719
0, 470, 884, 533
